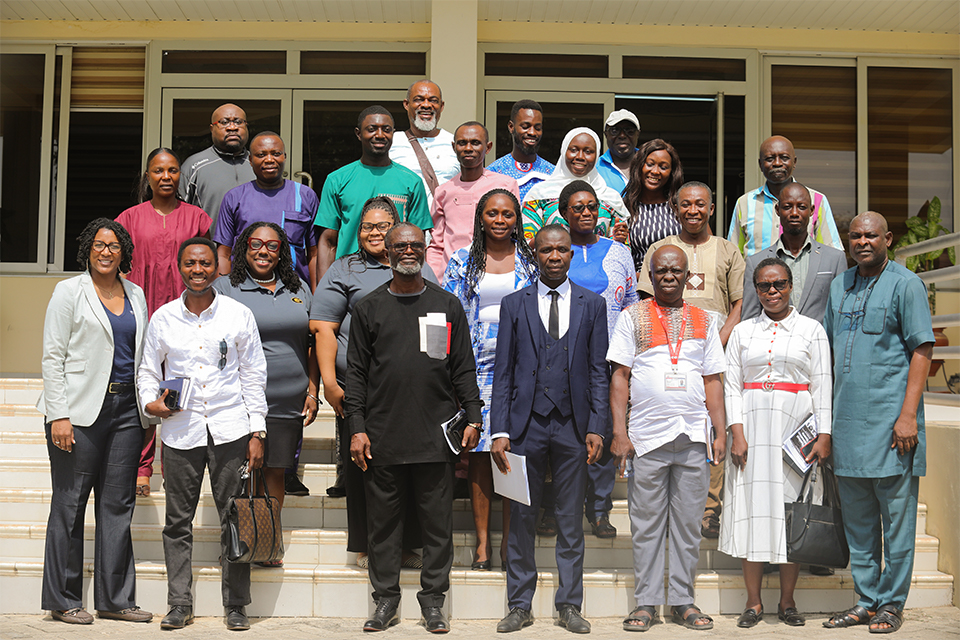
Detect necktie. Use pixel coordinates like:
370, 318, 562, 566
549, 290, 560, 340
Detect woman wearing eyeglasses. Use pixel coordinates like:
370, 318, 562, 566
721, 258, 832, 628
213, 222, 320, 564
38, 218, 152, 624
311, 197, 437, 569
116, 147, 211, 498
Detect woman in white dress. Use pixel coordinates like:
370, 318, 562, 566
721, 257, 833, 628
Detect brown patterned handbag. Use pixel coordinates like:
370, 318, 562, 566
225, 464, 284, 564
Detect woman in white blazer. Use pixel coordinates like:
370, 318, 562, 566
37, 218, 153, 625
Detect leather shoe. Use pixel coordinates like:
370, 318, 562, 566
284, 474, 310, 497
224, 605, 249, 631
160, 605, 194, 629
557, 605, 591, 634
51, 608, 94, 624
497, 607, 534, 632
364, 599, 400, 632
590, 514, 617, 539
97, 606, 153, 622
421, 606, 449, 633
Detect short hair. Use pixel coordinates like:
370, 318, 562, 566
778, 181, 812, 203
250, 130, 283, 147
753, 257, 793, 286
454, 121, 489, 141
677, 181, 714, 207
137, 147, 181, 203
76, 217, 134, 274
510, 99, 543, 122
384, 222, 423, 247
357, 105, 393, 129
229, 221, 301, 293
406, 79, 441, 102
557, 180, 598, 217
534, 223, 571, 247
177, 237, 218, 267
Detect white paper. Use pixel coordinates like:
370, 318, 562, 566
419, 312, 448, 359
490, 452, 531, 506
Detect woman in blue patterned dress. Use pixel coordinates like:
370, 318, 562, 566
443, 188, 538, 570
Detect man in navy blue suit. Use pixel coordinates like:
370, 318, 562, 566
490, 224, 610, 634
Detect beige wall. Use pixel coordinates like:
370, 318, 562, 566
919, 420, 960, 607
0, 276, 68, 376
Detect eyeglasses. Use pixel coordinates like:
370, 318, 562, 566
218, 339, 228, 371
606, 125, 638, 137
92, 240, 122, 254
755, 279, 790, 293
387, 241, 426, 253
247, 238, 280, 253
360, 221, 393, 233
214, 117, 246, 128
569, 203, 600, 214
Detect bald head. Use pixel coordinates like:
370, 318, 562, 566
850, 211, 889, 235
210, 103, 249, 154
759, 135, 796, 185
650, 245, 689, 307
779, 181, 810, 205
848, 211, 892, 275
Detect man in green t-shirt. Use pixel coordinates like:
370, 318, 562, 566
314, 105, 432, 281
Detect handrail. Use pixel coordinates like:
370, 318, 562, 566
894, 231, 960, 262
919, 265, 960, 285
931, 314, 960, 328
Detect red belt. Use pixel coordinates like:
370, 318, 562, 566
744, 382, 809, 393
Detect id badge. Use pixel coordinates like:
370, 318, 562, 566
664, 372, 687, 391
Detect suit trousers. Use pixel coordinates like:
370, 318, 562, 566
162, 433, 250, 607
629, 434, 709, 606
41, 388, 142, 612
837, 470, 920, 611
364, 461, 453, 608
585, 417, 615, 521
508, 410, 587, 611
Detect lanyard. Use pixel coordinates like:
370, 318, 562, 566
652, 300, 688, 367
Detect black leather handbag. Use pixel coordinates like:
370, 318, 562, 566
224, 464, 284, 564
784, 461, 850, 568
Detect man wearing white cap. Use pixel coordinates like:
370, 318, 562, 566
597, 109, 640, 195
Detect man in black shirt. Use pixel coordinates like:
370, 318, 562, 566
345, 223, 482, 633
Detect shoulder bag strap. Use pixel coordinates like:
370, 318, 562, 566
405, 130, 440, 196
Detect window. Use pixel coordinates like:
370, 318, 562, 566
485, 53, 608, 78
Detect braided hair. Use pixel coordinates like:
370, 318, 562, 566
228, 221, 301, 293
346, 196, 400, 271
462, 189, 537, 300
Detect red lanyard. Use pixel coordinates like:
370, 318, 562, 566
652, 300, 688, 367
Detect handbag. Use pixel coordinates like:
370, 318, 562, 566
224, 463, 284, 564
784, 461, 849, 568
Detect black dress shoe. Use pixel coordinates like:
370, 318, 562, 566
557, 605, 591, 634
421, 606, 449, 633
590, 514, 617, 539
364, 600, 399, 632
285, 474, 310, 497
225, 605, 249, 631
497, 607, 534, 633
160, 605, 194, 629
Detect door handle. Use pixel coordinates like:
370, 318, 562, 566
294, 171, 313, 189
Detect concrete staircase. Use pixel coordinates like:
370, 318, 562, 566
0, 377, 953, 619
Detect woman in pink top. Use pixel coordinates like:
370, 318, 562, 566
115, 147, 211, 497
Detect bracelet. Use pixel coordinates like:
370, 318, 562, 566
307, 393, 319, 402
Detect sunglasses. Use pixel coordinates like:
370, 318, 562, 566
756, 279, 790, 293
218, 339, 227, 371
569, 202, 599, 214
247, 238, 280, 253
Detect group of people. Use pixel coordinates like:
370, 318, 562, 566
38, 79, 933, 637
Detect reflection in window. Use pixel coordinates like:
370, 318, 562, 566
772, 65, 858, 238
868, 67, 953, 237
493, 101, 604, 169
171, 99, 281, 163
0, 53, 45, 264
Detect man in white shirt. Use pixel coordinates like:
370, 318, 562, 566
608, 245, 727, 631
389, 80, 460, 205
137, 237, 268, 632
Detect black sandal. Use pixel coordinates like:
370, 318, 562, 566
671, 604, 713, 630
778, 604, 804, 626
823, 605, 873, 629
737, 605, 763, 628
869, 605, 903, 634
623, 605, 660, 632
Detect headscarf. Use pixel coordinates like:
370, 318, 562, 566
522, 127, 628, 220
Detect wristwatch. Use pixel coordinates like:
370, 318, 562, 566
251, 431, 267, 440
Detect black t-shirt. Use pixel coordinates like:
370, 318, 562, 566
345, 280, 482, 466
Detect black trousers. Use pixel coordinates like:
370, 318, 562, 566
338, 416, 422, 553
364, 461, 453, 608
42, 388, 142, 612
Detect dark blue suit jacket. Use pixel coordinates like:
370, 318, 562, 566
490, 281, 610, 442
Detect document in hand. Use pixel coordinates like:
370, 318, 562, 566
490, 452, 531, 506
783, 413, 819, 476
441, 410, 469, 455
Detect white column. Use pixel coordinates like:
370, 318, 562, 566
429, 0, 479, 130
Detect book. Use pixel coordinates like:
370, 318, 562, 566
159, 377, 192, 412
783, 413, 819, 476
441, 409, 469, 455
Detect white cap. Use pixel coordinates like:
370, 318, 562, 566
604, 109, 640, 130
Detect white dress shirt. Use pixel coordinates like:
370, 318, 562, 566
137, 291, 268, 450
536, 278, 571, 338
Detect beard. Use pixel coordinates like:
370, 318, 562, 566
412, 113, 436, 133
393, 261, 423, 276
512, 129, 540, 155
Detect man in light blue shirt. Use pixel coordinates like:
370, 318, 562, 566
596, 109, 640, 195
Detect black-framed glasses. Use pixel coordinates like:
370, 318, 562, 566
569, 202, 600, 214
388, 241, 426, 253
218, 339, 227, 371
92, 240, 122, 254
214, 117, 246, 128
756, 279, 790, 293
247, 238, 280, 253
360, 221, 393, 233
